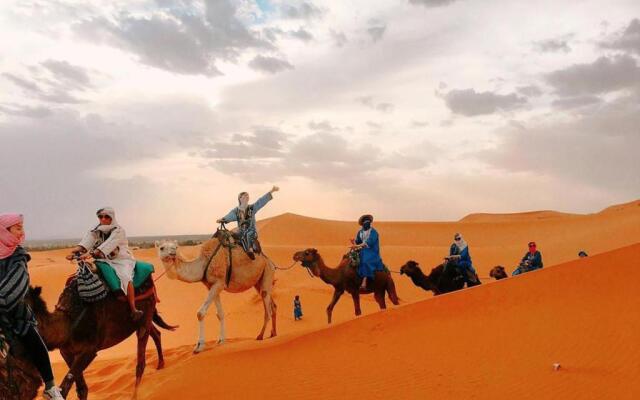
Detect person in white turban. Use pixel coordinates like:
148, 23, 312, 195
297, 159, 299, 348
67, 207, 142, 321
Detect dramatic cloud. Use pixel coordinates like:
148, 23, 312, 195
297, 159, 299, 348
408, 0, 459, 7
356, 96, 394, 113
478, 94, 640, 194
73, 0, 268, 76
2, 60, 97, 104
545, 55, 640, 96
367, 20, 387, 43
551, 95, 602, 110
601, 18, 640, 55
289, 27, 314, 42
248, 55, 294, 74
280, 2, 323, 20
533, 36, 572, 53
443, 89, 527, 116
202, 126, 288, 159
516, 85, 543, 97
330, 30, 348, 47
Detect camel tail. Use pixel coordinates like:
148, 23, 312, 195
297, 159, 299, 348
386, 276, 400, 305
153, 310, 178, 331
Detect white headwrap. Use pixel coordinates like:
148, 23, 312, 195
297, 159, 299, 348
454, 233, 468, 252
95, 207, 119, 233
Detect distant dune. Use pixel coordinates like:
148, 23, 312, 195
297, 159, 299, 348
25, 199, 640, 399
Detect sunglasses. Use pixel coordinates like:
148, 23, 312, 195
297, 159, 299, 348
98, 215, 112, 219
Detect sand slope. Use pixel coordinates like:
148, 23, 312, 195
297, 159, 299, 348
23, 199, 640, 399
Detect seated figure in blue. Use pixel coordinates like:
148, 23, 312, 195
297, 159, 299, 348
352, 214, 385, 289
217, 186, 279, 260
445, 233, 480, 286
512, 241, 543, 276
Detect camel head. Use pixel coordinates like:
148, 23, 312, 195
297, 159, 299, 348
24, 286, 47, 316
399, 260, 423, 277
155, 240, 179, 279
293, 248, 321, 275
489, 265, 508, 280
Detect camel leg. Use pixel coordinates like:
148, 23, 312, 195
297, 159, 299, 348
195, 282, 225, 353
134, 323, 151, 398
59, 350, 76, 399
351, 291, 363, 316
269, 299, 278, 338
255, 286, 273, 341
327, 289, 344, 324
150, 325, 165, 369
374, 287, 387, 310
62, 351, 97, 400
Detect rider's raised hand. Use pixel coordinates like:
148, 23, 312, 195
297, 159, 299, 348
271, 185, 280, 193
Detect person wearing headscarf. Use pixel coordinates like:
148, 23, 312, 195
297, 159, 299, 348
0, 214, 64, 399
513, 241, 543, 276
352, 215, 385, 289
217, 186, 279, 260
66, 207, 142, 321
445, 233, 479, 286
293, 295, 303, 321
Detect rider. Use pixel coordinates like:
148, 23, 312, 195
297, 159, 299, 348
445, 233, 479, 286
216, 186, 279, 260
352, 214, 385, 289
66, 207, 143, 321
0, 214, 64, 399
512, 241, 543, 276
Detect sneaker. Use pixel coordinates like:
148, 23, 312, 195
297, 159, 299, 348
43, 386, 64, 400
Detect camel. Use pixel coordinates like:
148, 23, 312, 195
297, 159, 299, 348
0, 339, 41, 400
24, 280, 176, 400
292, 248, 399, 324
489, 265, 508, 280
399, 260, 470, 295
155, 234, 277, 354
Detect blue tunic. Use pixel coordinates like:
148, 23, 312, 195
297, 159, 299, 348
355, 228, 385, 279
220, 192, 273, 237
513, 251, 543, 276
293, 299, 303, 319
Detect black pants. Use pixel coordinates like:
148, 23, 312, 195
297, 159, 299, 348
20, 325, 54, 383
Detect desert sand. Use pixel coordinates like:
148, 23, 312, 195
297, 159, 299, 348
27, 200, 640, 399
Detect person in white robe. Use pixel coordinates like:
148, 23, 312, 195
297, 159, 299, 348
66, 207, 142, 321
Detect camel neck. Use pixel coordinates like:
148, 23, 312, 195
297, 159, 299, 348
34, 308, 70, 350
174, 253, 209, 282
314, 257, 341, 285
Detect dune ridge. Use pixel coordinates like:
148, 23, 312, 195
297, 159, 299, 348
22, 198, 640, 399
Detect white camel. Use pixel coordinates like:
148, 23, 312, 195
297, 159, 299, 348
155, 237, 276, 353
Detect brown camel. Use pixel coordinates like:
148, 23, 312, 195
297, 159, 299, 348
24, 279, 176, 400
292, 248, 399, 324
0, 340, 41, 400
489, 266, 508, 280
399, 260, 468, 295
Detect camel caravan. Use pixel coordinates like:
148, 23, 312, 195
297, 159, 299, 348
0, 186, 544, 399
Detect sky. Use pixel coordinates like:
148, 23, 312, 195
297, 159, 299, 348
0, 0, 639, 239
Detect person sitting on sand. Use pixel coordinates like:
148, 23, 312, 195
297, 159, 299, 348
66, 207, 143, 321
217, 186, 279, 260
512, 241, 543, 276
0, 214, 64, 400
578, 250, 588, 258
352, 215, 385, 289
293, 295, 303, 321
444, 233, 479, 285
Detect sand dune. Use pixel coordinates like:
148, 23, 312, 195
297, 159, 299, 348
24, 199, 640, 399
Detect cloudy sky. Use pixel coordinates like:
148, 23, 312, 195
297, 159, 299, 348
1, 0, 638, 239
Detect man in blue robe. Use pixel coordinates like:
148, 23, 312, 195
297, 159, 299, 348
217, 186, 279, 259
353, 214, 385, 289
446, 232, 480, 286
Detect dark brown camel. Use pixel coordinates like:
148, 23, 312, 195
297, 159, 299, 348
292, 248, 399, 324
489, 266, 508, 280
25, 280, 177, 400
399, 260, 470, 295
0, 340, 41, 400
